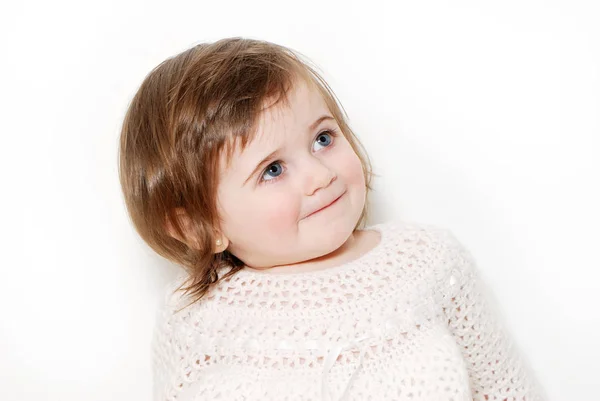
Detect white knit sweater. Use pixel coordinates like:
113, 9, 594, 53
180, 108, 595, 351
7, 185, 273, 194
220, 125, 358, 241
151, 220, 544, 401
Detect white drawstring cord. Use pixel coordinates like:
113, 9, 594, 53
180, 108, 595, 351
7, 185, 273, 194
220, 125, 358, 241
321, 336, 372, 401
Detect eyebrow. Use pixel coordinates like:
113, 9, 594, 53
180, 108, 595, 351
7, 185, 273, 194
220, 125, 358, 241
243, 115, 335, 185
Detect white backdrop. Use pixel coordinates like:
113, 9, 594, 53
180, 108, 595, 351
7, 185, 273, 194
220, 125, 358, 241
1, 1, 598, 400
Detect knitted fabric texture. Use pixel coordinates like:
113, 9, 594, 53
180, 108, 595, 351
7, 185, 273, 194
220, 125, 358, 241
151, 220, 544, 401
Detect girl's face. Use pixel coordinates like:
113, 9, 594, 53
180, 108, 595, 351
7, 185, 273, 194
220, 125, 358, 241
216, 78, 366, 269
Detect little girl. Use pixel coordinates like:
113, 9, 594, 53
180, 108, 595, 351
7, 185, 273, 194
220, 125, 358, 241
118, 38, 544, 401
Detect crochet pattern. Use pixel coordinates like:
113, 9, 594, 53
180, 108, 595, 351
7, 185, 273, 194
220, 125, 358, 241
151, 220, 544, 401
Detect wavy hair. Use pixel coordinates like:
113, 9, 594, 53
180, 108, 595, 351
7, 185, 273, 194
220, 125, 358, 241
118, 37, 373, 308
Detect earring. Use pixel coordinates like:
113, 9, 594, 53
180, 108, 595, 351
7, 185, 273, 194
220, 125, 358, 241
216, 239, 222, 246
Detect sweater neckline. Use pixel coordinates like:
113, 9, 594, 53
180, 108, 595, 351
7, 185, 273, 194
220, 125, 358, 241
231, 222, 389, 280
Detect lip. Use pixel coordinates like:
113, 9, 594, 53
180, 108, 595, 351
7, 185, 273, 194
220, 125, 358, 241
303, 191, 346, 220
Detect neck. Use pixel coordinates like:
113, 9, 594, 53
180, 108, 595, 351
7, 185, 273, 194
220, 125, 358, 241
245, 230, 362, 274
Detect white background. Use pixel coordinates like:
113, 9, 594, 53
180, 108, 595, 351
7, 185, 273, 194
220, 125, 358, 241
1, 1, 598, 400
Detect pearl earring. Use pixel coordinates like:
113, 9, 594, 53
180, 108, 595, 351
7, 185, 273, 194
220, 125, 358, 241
216, 239, 222, 246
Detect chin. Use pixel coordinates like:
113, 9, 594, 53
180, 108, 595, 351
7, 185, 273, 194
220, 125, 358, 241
309, 217, 357, 253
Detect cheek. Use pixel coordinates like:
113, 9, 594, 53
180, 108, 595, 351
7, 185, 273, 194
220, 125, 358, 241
258, 190, 301, 231
221, 187, 301, 234
337, 146, 366, 188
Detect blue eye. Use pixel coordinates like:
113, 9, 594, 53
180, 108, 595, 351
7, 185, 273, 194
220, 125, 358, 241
261, 162, 283, 181
312, 132, 333, 151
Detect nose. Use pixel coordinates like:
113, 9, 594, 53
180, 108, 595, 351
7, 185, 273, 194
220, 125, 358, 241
303, 158, 337, 196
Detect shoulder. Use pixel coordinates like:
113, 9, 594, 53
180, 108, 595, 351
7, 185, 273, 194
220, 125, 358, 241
152, 272, 208, 346
372, 218, 468, 253
155, 271, 193, 318
373, 219, 478, 280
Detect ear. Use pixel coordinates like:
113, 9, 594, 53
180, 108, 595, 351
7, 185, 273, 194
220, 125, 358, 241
165, 208, 230, 253
164, 208, 199, 247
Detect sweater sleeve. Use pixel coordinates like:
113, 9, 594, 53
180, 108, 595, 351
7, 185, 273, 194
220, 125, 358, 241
151, 295, 182, 401
151, 279, 200, 401
150, 277, 230, 401
432, 228, 546, 401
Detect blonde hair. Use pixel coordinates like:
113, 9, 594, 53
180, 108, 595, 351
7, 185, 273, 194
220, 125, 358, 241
118, 37, 373, 307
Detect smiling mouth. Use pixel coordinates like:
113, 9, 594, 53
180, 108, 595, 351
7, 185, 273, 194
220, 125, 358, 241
303, 191, 346, 220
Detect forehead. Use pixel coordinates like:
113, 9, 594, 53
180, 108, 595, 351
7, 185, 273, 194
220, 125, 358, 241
258, 79, 325, 136
219, 79, 330, 175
